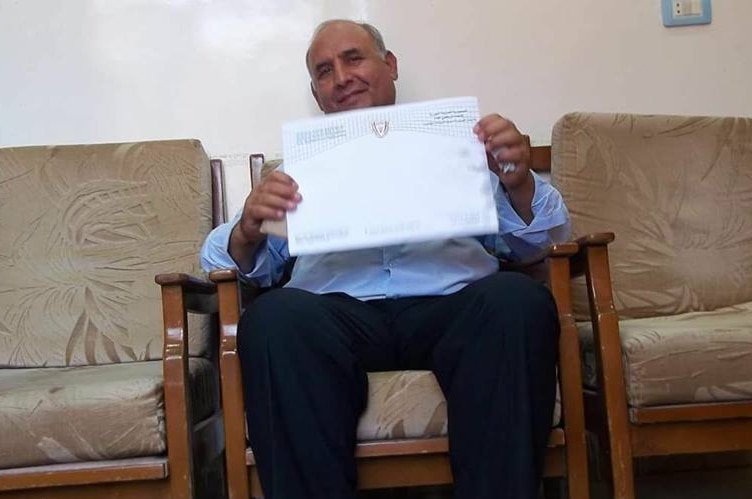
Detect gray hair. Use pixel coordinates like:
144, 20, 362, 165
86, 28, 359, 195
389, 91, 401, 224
306, 19, 388, 70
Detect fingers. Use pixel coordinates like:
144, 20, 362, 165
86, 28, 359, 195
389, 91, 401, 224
491, 143, 528, 165
267, 170, 297, 186
259, 179, 300, 204
475, 115, 524, 149
245, 172, 302, 222
251, 192, 296, 219
475, 113, 529, 163
474, 113, 513, 137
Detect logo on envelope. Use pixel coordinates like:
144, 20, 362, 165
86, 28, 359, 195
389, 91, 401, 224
371, 120, 390, 138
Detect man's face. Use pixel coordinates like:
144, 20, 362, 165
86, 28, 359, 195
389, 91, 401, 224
307, 22, 398, 114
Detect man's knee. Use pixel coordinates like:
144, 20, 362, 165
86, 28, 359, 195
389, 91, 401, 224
242, 287, 318, 325
474, 272, 554, 310
469, 272, 559, 342
238, 287, 329, 354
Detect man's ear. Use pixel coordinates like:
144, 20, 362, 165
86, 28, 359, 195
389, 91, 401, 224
310, 81, 324, 112
385, 51, 398, 81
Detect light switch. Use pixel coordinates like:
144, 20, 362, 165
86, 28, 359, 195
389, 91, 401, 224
662, 0, 712, 27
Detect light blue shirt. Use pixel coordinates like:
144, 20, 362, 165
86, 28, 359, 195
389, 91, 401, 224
200, 171, 570, 300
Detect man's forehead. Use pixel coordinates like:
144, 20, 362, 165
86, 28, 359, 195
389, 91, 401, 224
309, 22, 374, 58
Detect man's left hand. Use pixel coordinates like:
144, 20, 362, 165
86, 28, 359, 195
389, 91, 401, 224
473, 114, 531, 192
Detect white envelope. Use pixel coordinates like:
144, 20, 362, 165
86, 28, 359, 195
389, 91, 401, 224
280, 96, 499, 256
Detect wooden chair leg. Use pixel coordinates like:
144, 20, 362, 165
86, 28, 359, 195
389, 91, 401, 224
607, 433, 636, 499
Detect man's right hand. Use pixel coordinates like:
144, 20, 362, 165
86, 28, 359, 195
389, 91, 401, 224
229, 171, 301, 270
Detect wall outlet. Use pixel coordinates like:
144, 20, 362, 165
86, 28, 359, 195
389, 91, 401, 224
662, 0, 712, 27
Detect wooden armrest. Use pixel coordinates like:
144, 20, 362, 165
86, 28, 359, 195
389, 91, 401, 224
155, 273, 217, 314
208, 269, 242, 349
156, 272, 216, 291
569, 232, 630, 439
210, 268, 264, 310
208, 267, 249, 484
569, 232, 616, 277
155, 272, 218, 469
209, 268, 239, 283
576, 232, 615, 247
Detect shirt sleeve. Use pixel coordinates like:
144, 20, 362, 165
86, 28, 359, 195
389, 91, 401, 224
487, 171, 571, 260
199, 210, 291, 287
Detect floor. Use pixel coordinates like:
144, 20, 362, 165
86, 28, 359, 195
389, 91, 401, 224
359, 466, 752, 498
598, 466, 752, 499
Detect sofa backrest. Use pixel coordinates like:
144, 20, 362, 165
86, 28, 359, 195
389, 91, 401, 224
0, 139, 213, 367
552, 112, 752, 319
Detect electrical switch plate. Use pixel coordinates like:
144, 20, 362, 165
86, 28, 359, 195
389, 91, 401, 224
662, 0, 712, 27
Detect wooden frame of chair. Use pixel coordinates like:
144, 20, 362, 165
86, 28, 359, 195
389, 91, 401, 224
211, 145, 591, 499
574, 235, 752, 499
0, 157, 228, 499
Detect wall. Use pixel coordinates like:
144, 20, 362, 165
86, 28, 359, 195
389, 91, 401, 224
1, 0, 749, 214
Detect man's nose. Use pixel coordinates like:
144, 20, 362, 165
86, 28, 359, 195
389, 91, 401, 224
333, 63, 351, 87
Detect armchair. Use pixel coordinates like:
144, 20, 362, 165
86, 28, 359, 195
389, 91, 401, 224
212, 145, 591, 499
551, 112, 752, 499
0, 140, 223, 498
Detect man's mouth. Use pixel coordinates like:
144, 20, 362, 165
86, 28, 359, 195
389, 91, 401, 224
337, 89, 367, 105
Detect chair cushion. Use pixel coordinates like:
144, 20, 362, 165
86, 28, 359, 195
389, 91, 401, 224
0, 140, 213, 367
356, 370, 560, 441
579, 301, 752, 408
0, 358, 217, 469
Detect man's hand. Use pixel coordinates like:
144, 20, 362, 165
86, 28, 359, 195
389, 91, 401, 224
474, 114, 535, 224
229, 171, 301, 270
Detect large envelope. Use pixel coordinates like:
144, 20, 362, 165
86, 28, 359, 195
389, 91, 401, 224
277, 96, 499, 256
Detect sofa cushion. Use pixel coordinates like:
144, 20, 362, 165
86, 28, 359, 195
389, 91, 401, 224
0, 358, 217, 469
0, 140, 213, 367
356, 370, 561, 441
579, 301, 752, 409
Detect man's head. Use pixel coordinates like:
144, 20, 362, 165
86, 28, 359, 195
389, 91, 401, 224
306, 20, 398, 114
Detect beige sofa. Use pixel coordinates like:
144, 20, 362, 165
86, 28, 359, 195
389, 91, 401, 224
551, 112, 752, 499
0, 140, 222, 499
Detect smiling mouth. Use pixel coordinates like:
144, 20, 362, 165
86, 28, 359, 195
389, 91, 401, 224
337, 90, 367, 104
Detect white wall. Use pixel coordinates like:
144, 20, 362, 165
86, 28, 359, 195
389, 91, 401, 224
1, 0, 750, 214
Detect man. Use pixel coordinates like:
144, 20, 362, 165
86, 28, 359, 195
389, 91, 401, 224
201, 19, 570, 499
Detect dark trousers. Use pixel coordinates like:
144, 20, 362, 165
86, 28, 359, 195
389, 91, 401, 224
237, 272, 560, 499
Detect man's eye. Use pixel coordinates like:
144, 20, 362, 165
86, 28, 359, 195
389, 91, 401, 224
317, 67, 331, 78
348, 55, 363, 63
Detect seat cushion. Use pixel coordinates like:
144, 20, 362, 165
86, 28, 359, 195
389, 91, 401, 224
579, 301, 752, 408
0, 358, 217, 469
356, 370, 560, 441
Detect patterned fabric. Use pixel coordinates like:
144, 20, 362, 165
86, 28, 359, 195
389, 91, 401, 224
0, 140, 213, 367
356, 370, 560, 441
552, 113, 752, 320
0, 358, 218, 469
552, 113, 752, 409
578, 302, 752, 408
